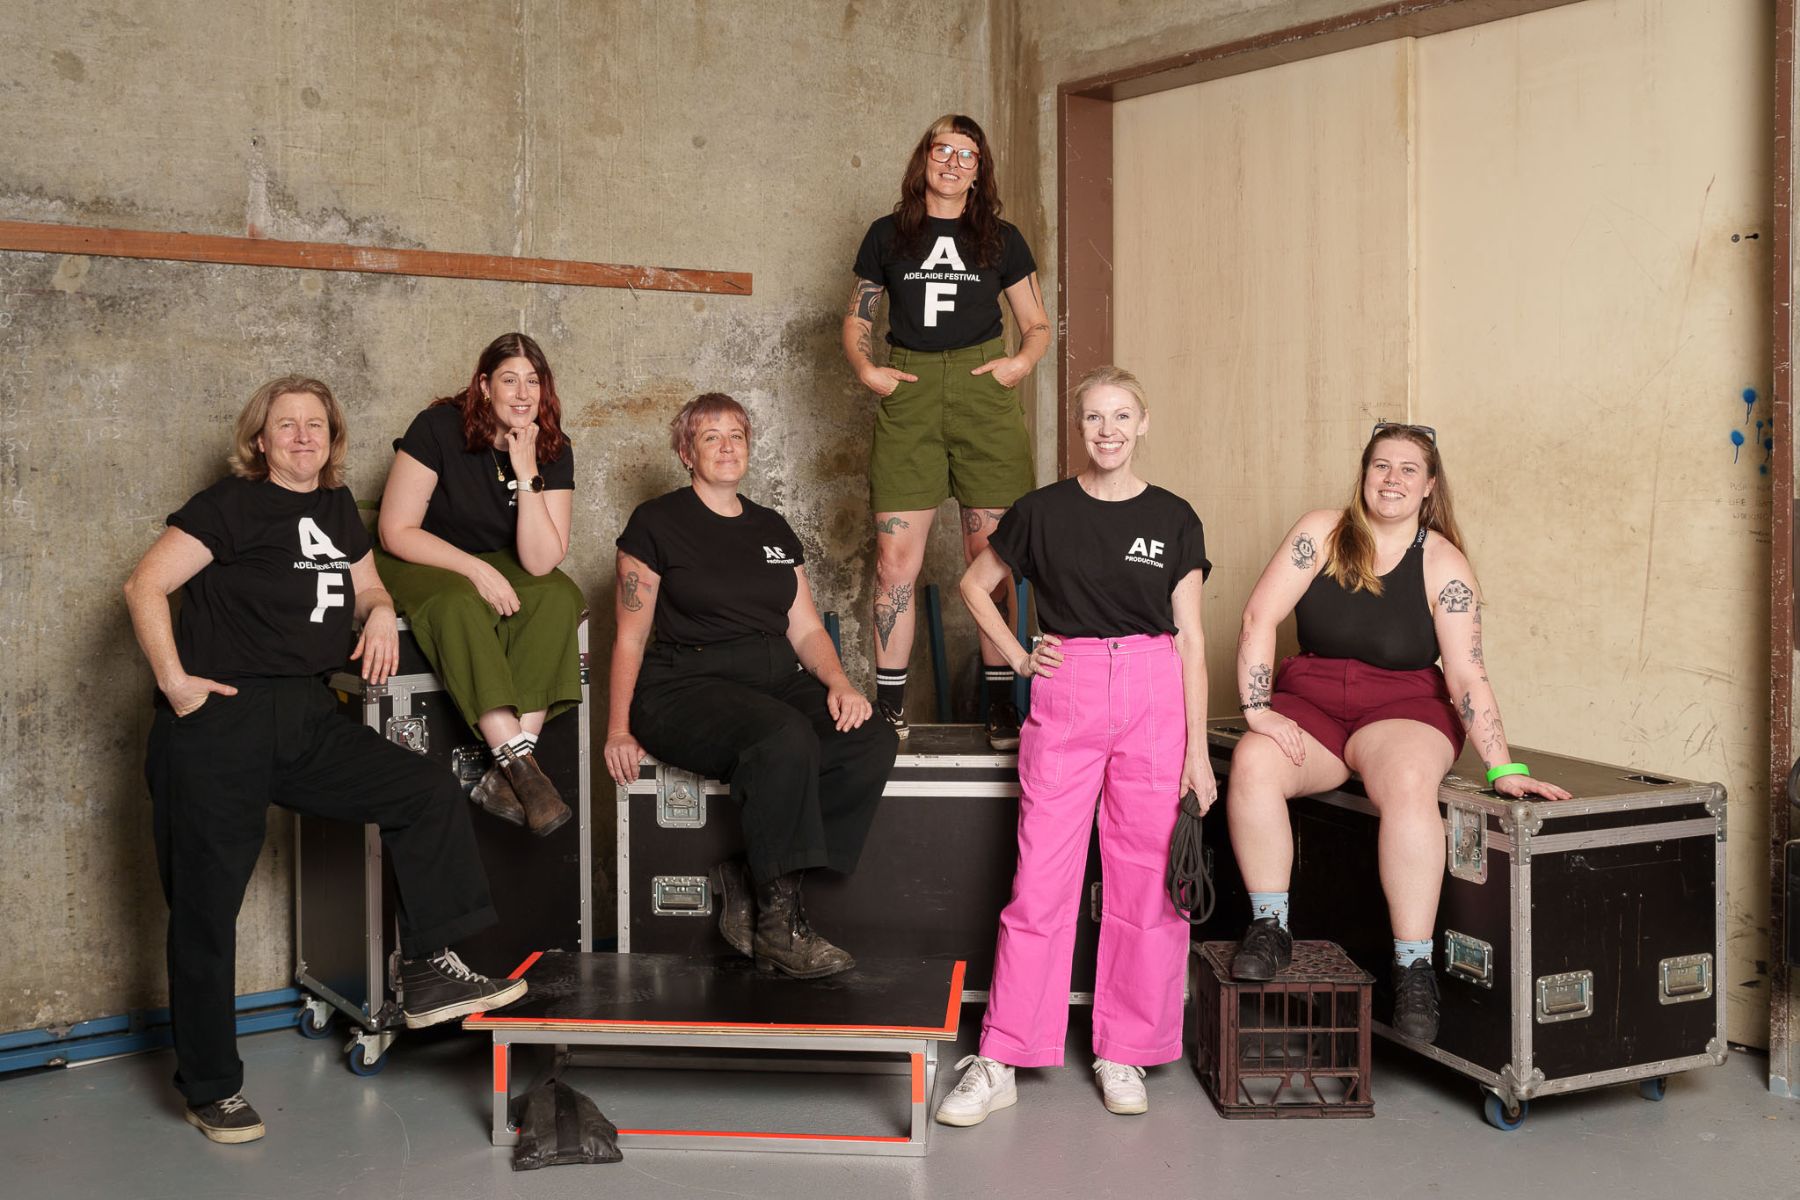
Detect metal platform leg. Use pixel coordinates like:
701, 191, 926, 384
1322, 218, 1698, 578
491, 1038, 517, 1147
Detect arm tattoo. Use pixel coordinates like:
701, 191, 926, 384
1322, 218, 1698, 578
1470, 605, 1488, 674
854, 326, 872, 361
1290, 533, 1317, 570
873, 582, 913, 650
621, 571, 644, 612
848, 280, 883, 322
875, 515, 911, 535
1244, 663, 1273, 708
1437, 579, 1475, 613
1458, 690, 1475, 727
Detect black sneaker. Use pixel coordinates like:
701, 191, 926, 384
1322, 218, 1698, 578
1231, 917, 1293, 981
399, 949, 528, 1029
1392, 959, 1441, 1043
185, 1093, 265, 1144
986, 698, 1022, 751
878, 698, 910, 740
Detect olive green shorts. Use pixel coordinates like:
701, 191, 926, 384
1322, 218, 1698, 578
869, 337, 1035, 513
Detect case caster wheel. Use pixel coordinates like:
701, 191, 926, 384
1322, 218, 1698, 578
1482, 1091, 1529, 1131
296, 998, 336, 1040
347, 1041, 388, 1077
1638, 1076, 1668, 1101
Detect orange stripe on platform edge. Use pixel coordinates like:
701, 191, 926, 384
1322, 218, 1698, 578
508, 950, 544, 980
617, 1128, 909, 1143
942, 961, 967, 1033
911, 1054, 924, 1104
492, 1045, 507, 1094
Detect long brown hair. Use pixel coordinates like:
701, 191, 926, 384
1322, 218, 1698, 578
230, 375, 348, 490
431, 332, 568, 462
893, 114, 1005, 268
1324, 425, 1466, 595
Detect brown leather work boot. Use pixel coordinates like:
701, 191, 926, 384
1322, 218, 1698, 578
753, 872, 854, 979
469, 763, 526, 827
495, 745, 571, 837
710, 858, 755, 958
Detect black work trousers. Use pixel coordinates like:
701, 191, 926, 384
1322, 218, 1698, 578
145, 676, 496, 1106
630, 634, 897, 885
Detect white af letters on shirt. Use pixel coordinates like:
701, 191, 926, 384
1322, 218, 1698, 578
1129, 537, 1165, 560
299, 516, 348, 624
920, 236, 966, 328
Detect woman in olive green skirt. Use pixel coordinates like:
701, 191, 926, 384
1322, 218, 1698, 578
377, 332, 583, 835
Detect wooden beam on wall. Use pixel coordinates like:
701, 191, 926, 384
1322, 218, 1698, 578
0, 219, 752, 296
1057, 90, 1114, 479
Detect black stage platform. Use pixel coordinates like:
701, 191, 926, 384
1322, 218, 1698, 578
465, 952, 965, 1155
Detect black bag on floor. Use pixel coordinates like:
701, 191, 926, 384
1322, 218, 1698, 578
511, 1077, 623, 1170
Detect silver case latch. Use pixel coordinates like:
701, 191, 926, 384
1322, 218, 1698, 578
385, 715, 427, 754
1444, 929, 1493, 988
651, 875, 712, 916
1659, 953, 1714, 1004
1536, 970, 1595, 1022
1447, 802, 1488, 884
657, 767, 707, 828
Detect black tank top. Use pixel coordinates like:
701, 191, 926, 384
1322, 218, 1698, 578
1293, 527, 1439, 671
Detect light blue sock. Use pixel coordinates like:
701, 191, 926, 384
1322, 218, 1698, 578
1249, 892, 1289, 930
1394, 938, 1433, 968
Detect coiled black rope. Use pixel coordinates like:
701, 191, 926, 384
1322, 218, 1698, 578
1166, 789, 1215, 925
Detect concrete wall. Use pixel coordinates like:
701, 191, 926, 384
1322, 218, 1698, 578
0, 0, 1000, 1030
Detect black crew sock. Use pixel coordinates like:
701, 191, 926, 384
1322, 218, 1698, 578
984, 666, 1014, 710
876, 669, 907, 711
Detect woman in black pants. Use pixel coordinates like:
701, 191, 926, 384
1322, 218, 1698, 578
123, 376, 525, 1145
604, 393, 898, 978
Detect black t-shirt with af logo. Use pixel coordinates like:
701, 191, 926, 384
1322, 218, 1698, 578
394, 403, 576, 555
987, 478, 1211, 638
853, 214, 1036, 352
167, 476, 373, 679
616, 487, 805, 646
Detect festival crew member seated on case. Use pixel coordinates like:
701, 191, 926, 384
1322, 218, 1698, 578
376, 332, 585, 837
604, 394, 899, 979
1226, 422, 1570, 1044
841, 112, 1051, 750
936, 367, 1213, 1126
123, 376, 527, 1146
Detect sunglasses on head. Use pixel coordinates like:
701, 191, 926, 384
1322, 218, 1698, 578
1372, 421, 1436, 445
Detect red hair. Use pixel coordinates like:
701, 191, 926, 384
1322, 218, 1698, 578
431, 332, 568, 462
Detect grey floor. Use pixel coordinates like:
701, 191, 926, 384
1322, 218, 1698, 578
6, 1006, 1798, 1200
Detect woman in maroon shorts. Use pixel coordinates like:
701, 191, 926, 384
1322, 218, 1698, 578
1224, 423, 1568, 1044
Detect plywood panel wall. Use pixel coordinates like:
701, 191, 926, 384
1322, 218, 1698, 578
1109, 0, 1771, 1044
1417, 0, 1772, 1043
1113, 39, 1418, 700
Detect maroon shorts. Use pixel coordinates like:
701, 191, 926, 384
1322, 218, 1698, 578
1269, 653, 1465, 763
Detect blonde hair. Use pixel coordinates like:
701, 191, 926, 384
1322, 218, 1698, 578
1324, 425, 1465, 594
229, 375, 348, 490
1070, 365, 1149, 426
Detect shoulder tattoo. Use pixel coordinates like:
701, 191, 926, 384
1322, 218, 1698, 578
1437, 579, 1475, 614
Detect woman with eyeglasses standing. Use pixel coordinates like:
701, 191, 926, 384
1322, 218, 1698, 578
841, 113, 1051, 750
1224, 423, 1569, 1045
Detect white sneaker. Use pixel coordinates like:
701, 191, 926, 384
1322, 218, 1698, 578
1092, 1058, 1148, 1115
934, 1054, 1017, 1126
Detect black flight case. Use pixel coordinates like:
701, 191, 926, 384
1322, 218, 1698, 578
293, 617, 594, 1074
618, 724, 1112, 1001
1205, 718, 1727, 1129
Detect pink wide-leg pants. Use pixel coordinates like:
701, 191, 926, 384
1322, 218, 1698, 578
979, 633, 1189, 1067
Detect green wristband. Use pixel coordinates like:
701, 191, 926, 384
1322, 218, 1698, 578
1486, 762, 1530, 785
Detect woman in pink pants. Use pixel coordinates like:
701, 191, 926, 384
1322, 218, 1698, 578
937, 366, 1214, 1125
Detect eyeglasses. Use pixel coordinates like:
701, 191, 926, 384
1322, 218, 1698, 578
1372, 421, 1436, 444
929, 143, 980, 169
